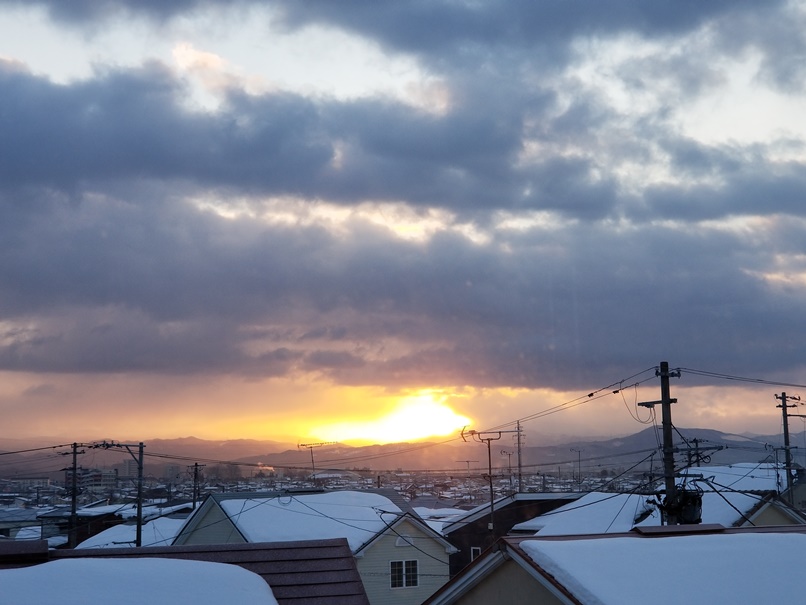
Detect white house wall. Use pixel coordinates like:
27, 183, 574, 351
357, 518, 451, 605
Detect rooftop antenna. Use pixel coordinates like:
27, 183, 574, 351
298, 442, 335, 484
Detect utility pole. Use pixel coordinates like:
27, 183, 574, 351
639, 361, 680, 525
64, 442, 85, 548
688, 438, 701, 468
94, 441, 145, 546
462, 428, 520, 544
189, 463, 205, 509
455, 460, 478, 477
570, 448, 583, 491
501, 450, 513, 491
516, 421, 523, 493
298, 442, 334, 484
776, 392, 802, 502
136, 442, 143, 548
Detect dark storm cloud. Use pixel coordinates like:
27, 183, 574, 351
0, 59, 615, 216
1, 1, 805, 394
645, 164, 806, 222
1, 176, 805, 387
269, 0, 780, 64
5, 0, 790, 77
0, 62, 333, 193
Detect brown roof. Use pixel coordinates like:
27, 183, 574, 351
1, 538, 369, 605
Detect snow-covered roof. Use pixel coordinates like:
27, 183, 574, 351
519, 532, 806, 604
414, 507, 466, 534
441, 492, 580, 534
678, 463, 786, 492
76, 517, 186, 549
512, 492, 655, 535
215, 490, 403, 552
0, 557, 278, 605
75, 502, 191, 521
511, 489, 771, 536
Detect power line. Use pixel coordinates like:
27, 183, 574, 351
680, 367, 806, 389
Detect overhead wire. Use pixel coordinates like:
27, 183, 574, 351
679, 367, 806, 389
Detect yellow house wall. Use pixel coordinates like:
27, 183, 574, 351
174, 504, 246, 545
749, 504, 798, 526
453, 560, 565, 605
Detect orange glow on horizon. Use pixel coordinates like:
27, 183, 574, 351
309, 392, 472, 445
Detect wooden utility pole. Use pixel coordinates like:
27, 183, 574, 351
462, 428, 519, 544
94, 441, 145, 546
189, 463, 205, 509
516, 420, 523, 493
136, 442, 144, 548
67, 442, 84, 548
776, 392, 800, 502
639, 361, 680, 524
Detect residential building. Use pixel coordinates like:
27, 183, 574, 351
439, 492, 580, 576
425, 525, 806, 605
1, 539, 364, 604
172, 489, 457, 605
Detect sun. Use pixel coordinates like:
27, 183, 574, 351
310, 392, 471, 444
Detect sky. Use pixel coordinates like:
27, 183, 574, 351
2, 1, 806, 446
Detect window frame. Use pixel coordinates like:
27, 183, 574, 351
390, 558, 419, 589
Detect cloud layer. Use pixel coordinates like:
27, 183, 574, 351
1, 0, 806, 438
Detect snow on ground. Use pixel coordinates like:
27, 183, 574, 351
521, 533, 805, 605
77, 517, 186, 548
0, 557, 278, 605
219, 490, 402, 551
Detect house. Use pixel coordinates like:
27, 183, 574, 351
0, 507, 40, 539
172, 488, 458, 605
439, 492, 580, 575
34, 500, 193, 548
0, 537, 370, 605
424, 525, 806, 605
76, 515, 187, 548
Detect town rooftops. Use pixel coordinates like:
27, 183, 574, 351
1, 538, 370, 605
426, 525, 806, 605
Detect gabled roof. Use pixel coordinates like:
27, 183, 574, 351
174, 489, 418, 553
7, 538, 369, 605
352, 512, 458, 557
426, 525, 806, 605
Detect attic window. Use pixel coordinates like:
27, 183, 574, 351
395, 534, 414, 547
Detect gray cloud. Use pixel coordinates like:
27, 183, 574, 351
1, 0, 805, 398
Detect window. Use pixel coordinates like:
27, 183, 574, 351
470, 546, 481, 561
395, 534, 414, 547
390, 559, 418, 588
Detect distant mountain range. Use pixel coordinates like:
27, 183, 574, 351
232, 427, 794, 477
1, 428, 801, 481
